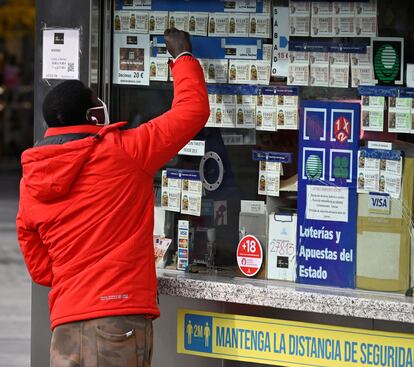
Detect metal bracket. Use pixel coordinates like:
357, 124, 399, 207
199, 151, 224, 192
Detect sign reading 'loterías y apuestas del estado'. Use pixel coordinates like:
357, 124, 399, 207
297, 100, 360, 288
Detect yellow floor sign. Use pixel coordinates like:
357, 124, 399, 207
177, 309, 414, 366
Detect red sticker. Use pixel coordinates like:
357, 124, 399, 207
334, 116, 351, 143
237, 235, 263, 277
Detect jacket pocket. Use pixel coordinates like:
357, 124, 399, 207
97, 327, 138, 367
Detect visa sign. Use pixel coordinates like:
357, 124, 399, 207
368, 194, 390, 215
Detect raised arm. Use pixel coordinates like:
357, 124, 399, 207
121, 28, 210, 174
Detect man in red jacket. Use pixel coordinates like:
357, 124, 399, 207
16, 28, 209, 367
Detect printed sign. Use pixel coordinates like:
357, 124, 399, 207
371, 37, 404, 86
237, 235, 263, 277
272, 7, 290, 77
368, 193, 391, 215
178, 309, 414, 367
117, 0, 151, 10
178, 140, 206, 157
297, 101, 360, 288
113, 33, 150, 85
42, 29, 80, 80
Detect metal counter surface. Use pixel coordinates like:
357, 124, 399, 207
157, 269, 414, 324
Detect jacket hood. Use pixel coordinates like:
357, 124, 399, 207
21, 138, 96, 202
21, 122, 127, 202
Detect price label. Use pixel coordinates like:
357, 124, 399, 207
237, 235, 263, 277
272, 7, 289, 77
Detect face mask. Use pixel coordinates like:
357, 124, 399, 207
86, 98, 110, 126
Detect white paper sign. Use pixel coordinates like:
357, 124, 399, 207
240, 200, 266, 214
42, 29, 80, 80
272, 7, 290, 77
113, 33, 150, 85
178, 140, 206, 156
306, 185, 349, 222
121, 0, 152, 10
224, 0, 257, 12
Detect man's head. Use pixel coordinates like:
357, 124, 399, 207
42, 80, 102, 127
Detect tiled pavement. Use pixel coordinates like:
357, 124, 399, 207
0, 172, 31, 367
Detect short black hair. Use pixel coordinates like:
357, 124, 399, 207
42, 80, 94, 127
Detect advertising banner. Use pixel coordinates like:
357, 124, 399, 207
177, 309, 414, 367
297, 101, 360, 288
113, 33, 150, 85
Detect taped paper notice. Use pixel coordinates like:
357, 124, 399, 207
306, 185, 349, 222
42, 29, 80, 80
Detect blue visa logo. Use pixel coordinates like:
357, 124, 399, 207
368, 194, 390, 214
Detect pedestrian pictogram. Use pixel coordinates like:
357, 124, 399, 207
184, 314, 213, 353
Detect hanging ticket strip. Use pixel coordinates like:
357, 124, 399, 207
357, 148, 403, 199
161, 169, 203, 217
287, 47, 374, 88
113, 0, 380, 88
359, 86, 414, 133
206, 85, 299, 130
287, 0, 377, 89
288, 1, 377, 38
114, 0, 273, 86
252, 151, 292, 197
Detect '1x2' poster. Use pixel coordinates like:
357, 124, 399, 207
297, 100, 360, 288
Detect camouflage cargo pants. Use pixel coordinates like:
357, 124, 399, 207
50, 315, 153, 367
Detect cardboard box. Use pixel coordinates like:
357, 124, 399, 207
356, 158, 414, 293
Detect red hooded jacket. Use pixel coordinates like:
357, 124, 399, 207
16, 56, 209, 330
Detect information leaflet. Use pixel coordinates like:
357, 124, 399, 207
42, 29, 80, 80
